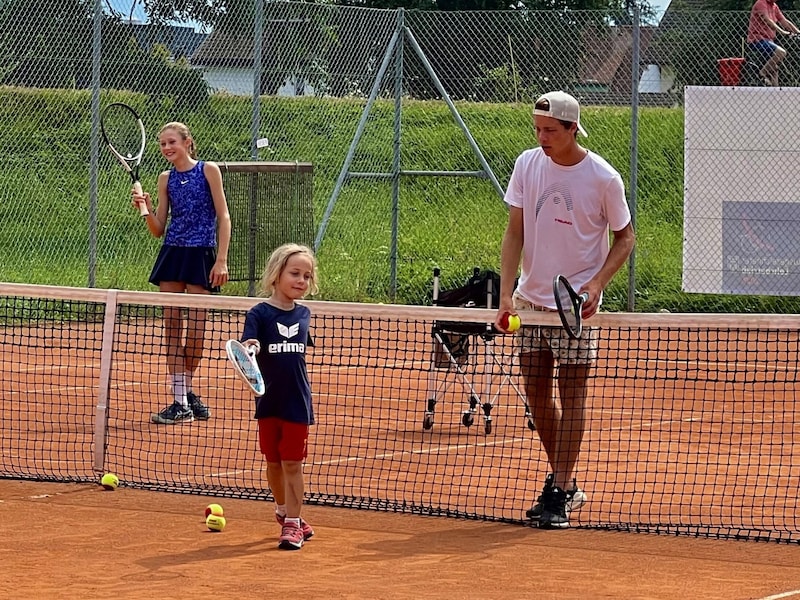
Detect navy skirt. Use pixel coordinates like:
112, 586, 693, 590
149, 245, 220, 293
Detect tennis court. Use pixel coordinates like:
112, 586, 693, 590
3, 479, 800, 599
2, 283, 800, 598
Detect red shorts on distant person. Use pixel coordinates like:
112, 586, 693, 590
258, 417, 309, 462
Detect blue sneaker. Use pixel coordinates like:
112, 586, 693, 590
150, 402, 193, 425
187, 391, 210, 420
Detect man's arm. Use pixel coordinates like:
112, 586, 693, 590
495, 206, 524, 330
582, 223, 635, 318
778, 15, 800, 34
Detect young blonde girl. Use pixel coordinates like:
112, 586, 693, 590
241, 244, 319, 550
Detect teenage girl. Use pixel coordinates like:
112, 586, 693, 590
132, 122, 231, 425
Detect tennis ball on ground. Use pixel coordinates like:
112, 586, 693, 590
100, 473, 119, 491
500, 312, 521, 332
205, 503, 224, 518
206, 514, 226, 532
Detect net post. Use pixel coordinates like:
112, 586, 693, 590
93, 289, 118, 473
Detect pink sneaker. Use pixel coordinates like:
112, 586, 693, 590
278, 523, 304, 550
275, 512, 315, 540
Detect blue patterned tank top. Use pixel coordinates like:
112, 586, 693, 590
164, 160, 217, 247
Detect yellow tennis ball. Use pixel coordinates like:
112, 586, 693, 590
205, 503, 224, 518
100, 473, 119, 491
206, 514, 226, 532
507, 314, 521, 332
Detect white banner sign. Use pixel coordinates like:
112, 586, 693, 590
683, 86, 800, 296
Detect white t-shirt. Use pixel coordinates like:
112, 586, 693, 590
504, 147, 631, 308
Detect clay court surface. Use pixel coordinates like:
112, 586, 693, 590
3, 479, 800, 600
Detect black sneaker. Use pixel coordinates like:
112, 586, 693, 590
526, 473, 554, 520
539, 486, 570, 529
151, 402, 193, 425
187, 391, 210, 420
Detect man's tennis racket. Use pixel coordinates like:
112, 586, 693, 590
100, 102, 148, 216
553, 274, 589, 340
225, 339, 265, 396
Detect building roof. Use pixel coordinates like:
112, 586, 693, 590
579, 25, 658, 88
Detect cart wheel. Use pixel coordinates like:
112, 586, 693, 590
484, 420, 492, 434
527, 418, 536, 431
462, 412, 474, 427
423, 414, 434, 430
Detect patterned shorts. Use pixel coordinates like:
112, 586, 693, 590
513, 292, 599, 365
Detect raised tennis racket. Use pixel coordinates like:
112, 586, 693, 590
100, 102, 148, 216
225, 339, 265, 396
553, 274, 589, 340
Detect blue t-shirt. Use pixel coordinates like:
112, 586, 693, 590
242, 302, 314, 424
164, 160, 217, 247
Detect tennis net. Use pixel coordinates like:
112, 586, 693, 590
2, 282, 799, 543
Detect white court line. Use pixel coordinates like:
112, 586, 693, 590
757, 590, 800, 600
314, 435, 529, 466
208, 436, 529, 477
602, 417, 701, 432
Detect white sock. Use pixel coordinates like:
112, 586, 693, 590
285, 517, 300, 528
172, 373, 188, 408
276, 504, 287, 517
185, 371, 193, 394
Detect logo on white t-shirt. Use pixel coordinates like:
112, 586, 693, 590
535, 182, 574, 219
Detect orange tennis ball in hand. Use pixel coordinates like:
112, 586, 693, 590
500, 312, 521, 332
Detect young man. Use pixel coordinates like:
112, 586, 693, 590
495, 91, 635, 528
747, 0, 799, 86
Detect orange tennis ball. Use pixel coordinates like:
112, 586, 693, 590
205, 503, 224, 518
206, 514, 226, 532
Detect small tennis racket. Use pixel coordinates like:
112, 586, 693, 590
553, 274, 589, 340
225, 339, 265, 396
100, 102, 148, 216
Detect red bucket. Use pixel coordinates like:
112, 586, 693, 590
717, 57, 745, 86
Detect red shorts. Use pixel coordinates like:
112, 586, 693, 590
258, 418, 309, 462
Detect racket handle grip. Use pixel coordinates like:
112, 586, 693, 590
579, 292, 590, 302
133, 181, 149, 216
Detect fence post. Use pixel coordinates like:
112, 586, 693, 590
628, 6, 641, 312
390, 9, 404, 301
87, 0, 103, 288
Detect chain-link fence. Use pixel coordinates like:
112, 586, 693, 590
2, 0, 799, 311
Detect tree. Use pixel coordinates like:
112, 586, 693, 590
127, 0, 656, 21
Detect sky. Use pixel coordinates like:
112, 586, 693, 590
651, 0, 673, 22
106, 0, 148, 23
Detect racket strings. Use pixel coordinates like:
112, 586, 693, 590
231, 345, 261, 386
102, 108, 142, 159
